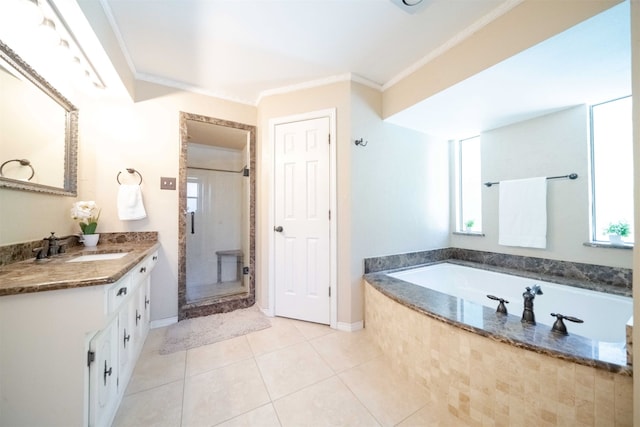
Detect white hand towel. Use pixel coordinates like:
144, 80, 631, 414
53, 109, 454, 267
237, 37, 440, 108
118, 184, 147, 220
498, 177, 547, 248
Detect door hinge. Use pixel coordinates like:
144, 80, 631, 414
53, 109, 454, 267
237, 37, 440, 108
87, 350, 95, 367
328, 210, 331, 220
328, 134, 330, 144
329, 287, 331, 297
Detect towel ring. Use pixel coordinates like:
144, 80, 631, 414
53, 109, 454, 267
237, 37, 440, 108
0, 159, 35, 181
116, 168, 143, 185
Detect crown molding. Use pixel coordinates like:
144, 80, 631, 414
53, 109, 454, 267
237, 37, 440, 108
135, 72, 257, 106
256, 72, 382, 104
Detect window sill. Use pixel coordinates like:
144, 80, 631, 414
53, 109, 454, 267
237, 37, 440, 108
583, 241, 633, 250
452, 231, 485, 237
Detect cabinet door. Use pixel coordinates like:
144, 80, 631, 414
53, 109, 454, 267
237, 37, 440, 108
118, 301, 135, 387
88, 320, 119, 427
140, 275, 151, 340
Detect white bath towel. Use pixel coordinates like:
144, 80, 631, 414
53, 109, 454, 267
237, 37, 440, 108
118, 184, 147, 220
498, 177, 547, 249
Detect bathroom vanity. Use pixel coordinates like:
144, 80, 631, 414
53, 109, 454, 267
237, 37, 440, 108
0, 238, 159, 427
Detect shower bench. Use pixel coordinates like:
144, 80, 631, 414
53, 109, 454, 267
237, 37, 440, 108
216, 249, 244, 282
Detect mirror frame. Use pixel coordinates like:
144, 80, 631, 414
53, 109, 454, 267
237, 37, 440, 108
0, 40, 78, 196
178, 112, 256, 320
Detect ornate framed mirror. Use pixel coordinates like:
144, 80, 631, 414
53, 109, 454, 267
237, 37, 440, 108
0, 40, 78, 196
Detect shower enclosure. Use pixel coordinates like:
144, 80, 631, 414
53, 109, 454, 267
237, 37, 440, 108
178, 114, 255, 319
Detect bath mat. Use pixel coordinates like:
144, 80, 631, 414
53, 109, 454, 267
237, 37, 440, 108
159, 306, 271, 354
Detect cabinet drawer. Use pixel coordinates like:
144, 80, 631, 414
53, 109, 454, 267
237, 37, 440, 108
106, 275, 132, 314
131, 251, 158, 284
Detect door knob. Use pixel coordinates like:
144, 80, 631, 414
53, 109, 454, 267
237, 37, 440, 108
274, 226, 283, 232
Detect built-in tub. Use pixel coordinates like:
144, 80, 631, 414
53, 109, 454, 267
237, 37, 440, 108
364, 262, 634, 425
388, 262, 632, 343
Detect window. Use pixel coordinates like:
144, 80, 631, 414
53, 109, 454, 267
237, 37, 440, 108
455, 136, 482, 232
186, 179, 199, 213
590, 96, 633, 244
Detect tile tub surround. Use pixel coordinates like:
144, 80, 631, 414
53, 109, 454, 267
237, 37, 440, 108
364, 283, 633, 426
364, 248, 632, 297
0, 234, 159, 296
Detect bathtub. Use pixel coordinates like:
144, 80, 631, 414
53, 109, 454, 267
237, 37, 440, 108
388, 262, 632, 343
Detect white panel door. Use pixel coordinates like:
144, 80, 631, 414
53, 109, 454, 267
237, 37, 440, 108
274, 117, 331, 324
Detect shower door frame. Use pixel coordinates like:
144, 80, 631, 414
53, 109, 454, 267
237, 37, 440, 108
178, 112, 256, 320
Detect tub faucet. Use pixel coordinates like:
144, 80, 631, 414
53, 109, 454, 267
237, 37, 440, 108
521, 285, 542, 325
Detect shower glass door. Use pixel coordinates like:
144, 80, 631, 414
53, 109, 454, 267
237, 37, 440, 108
185, 128, 249, 303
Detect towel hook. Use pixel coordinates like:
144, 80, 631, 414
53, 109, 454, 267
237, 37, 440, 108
354, 138, 368, 147
116, 168, 143, 185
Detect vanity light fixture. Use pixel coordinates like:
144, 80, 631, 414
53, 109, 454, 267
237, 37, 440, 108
0, 0, 105, 89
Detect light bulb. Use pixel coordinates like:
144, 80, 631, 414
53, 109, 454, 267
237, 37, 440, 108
37, 17, 60, 47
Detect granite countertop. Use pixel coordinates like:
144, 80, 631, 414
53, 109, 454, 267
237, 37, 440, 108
0, 241, 160, 296
364, 268, 632, 376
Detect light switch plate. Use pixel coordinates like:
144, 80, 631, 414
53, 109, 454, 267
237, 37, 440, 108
160, 177, 176, 190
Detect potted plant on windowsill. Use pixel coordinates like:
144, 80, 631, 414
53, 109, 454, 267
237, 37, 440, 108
603, 220, 630, 244
464, 219, 475, 232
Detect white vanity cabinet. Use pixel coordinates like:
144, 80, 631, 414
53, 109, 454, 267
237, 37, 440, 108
0, 248, 158, 427
88, 250, 158, 427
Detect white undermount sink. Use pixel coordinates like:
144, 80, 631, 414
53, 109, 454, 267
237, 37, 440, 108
67, 252, 130, 262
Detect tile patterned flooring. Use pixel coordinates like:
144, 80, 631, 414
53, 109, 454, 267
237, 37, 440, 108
113, 316, 457, 427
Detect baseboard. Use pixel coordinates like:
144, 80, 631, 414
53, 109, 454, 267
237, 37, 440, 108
257, 302, 274, 317
336, 320, 363, 332
150, 316, 178, 329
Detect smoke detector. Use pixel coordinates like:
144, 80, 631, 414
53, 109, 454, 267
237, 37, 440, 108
389, 0, 430, 14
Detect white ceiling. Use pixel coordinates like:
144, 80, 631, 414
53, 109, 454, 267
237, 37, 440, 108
93, 0, 630, 138
97, 0, 506, 103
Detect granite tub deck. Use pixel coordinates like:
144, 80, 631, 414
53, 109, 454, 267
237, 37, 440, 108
0, 233, 159, 296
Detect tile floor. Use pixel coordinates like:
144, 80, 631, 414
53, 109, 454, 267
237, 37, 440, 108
113, 316, 459, 427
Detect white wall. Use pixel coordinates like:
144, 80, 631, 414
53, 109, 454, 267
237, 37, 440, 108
450, 105, 632, 269
350, 82, 450, 321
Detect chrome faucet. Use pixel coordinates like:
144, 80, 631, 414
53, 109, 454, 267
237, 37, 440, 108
521, 285, 542, 325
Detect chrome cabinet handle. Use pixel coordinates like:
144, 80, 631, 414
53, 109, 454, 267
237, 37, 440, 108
274, 226, 283, 232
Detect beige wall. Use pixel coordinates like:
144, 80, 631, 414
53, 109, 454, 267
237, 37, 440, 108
451, 105, 632, 269
84, 80, 256, 321
0, 78, 256, 321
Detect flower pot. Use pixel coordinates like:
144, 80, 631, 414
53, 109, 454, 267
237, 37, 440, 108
81, 233, 100, 247
608, 234, 622, 244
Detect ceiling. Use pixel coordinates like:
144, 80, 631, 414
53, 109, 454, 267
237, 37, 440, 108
96, 0, 506, 102
93, 0, 630, 138
187, 120, 248, 150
